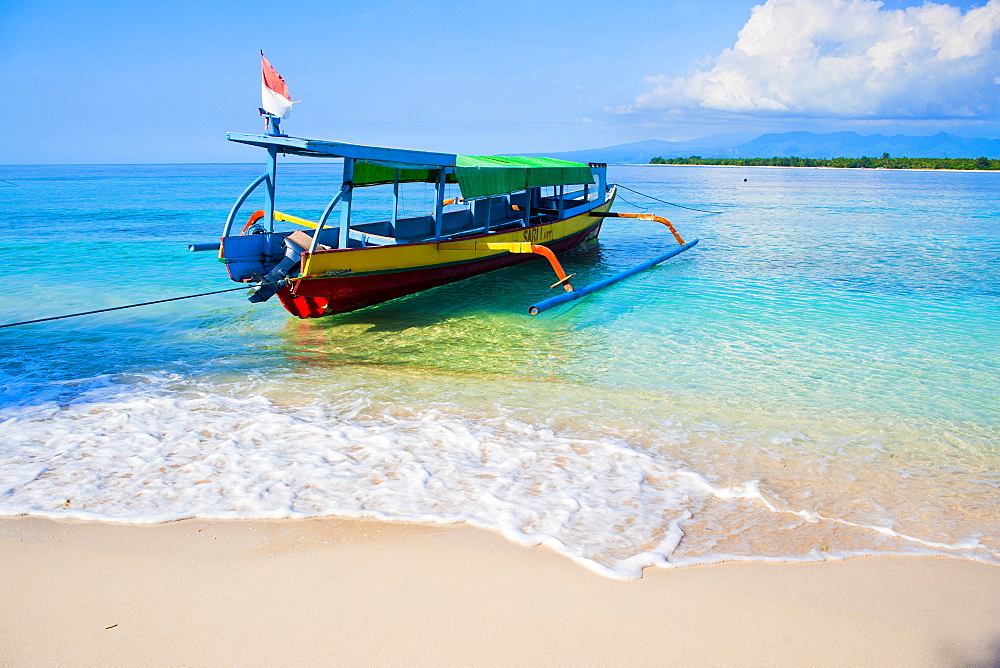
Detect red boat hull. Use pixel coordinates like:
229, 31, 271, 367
277, 221, 602, 318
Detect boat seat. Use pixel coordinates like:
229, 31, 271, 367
349, 230, 398, 246
346, 210, 485, 246
441, 209, 475, 234
351, 221, 395, 236
472, 196, 514, 227
394, 210, 477, 241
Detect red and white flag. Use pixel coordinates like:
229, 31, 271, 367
261, 53, 295, 119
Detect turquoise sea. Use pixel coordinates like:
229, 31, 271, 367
1, 162, 997, 578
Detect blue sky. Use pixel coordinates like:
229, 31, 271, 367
2, 0, 998, 163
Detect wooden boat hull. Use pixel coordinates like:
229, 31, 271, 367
277, 196, 613, 318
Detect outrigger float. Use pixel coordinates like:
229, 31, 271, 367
190, 59, 698, 318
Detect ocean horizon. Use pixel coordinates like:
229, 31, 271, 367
1, 163, 997, 579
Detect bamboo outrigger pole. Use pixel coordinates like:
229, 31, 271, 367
527, 239, 699, 315
525, 210, 698, 315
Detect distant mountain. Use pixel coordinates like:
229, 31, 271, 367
528, 134, 754, 164
528, 131, 1000, 163
734, 131, 1000, 160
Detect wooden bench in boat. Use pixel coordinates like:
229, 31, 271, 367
280, 192, 568, 252
347, 197, 523, 246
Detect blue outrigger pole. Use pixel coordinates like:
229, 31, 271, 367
527, 211, 699, 315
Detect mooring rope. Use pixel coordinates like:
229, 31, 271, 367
0, 285, 261, 329
614, 184, 721, 214
1, 184, 714, 330
615, 193, 653, 211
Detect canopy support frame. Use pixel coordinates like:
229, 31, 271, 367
222, 173, 268, 237
309, 184, 351, 253
264, 146, 278, 233
338, 159, 355, 249
392, 169, 400, 228
433, 168, 446, 240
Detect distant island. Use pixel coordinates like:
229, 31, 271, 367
649, 154, 999, 170
526, 132, 1000, 165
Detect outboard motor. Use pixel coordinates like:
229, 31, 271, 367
247, 233, 311, 303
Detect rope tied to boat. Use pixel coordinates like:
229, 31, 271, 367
614, 184, 721, 215
0, 284, 270, 329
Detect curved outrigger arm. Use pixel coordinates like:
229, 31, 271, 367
589, 211, 686, 246
244, 185, 353, 303
221, 173, 269, 237
478, 242, 575, 292
527, 239, 699, 315
311, 183, 352, 253
525, 211, 699, 315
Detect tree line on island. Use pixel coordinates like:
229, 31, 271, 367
649, 154, 998, 170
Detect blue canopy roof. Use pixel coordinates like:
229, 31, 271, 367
227, 133, 595, 199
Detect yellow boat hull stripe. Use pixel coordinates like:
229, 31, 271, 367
300, 199, 612, 277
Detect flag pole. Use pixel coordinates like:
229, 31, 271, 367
260, 51, 278, 231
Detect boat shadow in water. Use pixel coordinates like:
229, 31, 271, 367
272, 238, 697, 378
273, 250, 623, 379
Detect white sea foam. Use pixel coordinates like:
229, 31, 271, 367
0, 373, 995, 579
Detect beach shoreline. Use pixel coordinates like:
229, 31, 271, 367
1, 515, 998, 666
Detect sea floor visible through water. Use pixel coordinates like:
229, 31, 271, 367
1, 163, 997, 578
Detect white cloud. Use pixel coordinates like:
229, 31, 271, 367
633, 0, 1000, 118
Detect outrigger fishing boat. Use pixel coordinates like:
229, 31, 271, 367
190, 56, 698, 317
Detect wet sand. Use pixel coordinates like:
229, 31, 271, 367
0, 516, 998, 666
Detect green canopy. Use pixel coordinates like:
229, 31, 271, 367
352, 155, 594, 200
228, 134, 594, 199
352, 162, 438, 187
453, 155, 595, 199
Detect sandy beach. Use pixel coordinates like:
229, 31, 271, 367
0, 516, 997, 666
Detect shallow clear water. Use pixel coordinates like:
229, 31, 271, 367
1, 163, 997, 578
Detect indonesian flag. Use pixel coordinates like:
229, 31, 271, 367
261, 53, 295, 119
